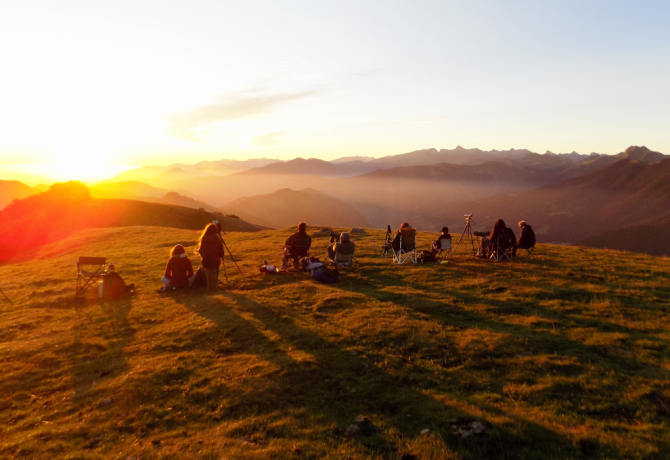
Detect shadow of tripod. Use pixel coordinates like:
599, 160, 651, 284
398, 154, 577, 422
0, 287, 12, 305
452, 214, 477, 258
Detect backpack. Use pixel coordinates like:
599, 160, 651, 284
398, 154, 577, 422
417, 250, 437, 263
311, 266, 339, 284
192, 266, 208, 287
102, 272, 134, 300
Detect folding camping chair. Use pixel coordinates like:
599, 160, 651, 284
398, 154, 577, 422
490, 234, 514, 261
324, 251, 360, 268
76, 257, 112, 295
435, 238, 452, 260
283, 239, 311, 271
521, 245, 535, 259
392, 228, 418, 265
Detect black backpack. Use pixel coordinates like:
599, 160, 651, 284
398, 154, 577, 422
192, 267, 208, 287
311, 266, 339, 284
102, 272, 134, 300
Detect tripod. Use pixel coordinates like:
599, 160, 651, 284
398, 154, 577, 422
452, 214, 477, 258
0, 287, 13, 305
380, 225, 392, 260
214, 221, 244, 282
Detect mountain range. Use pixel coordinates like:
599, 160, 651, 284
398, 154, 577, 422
2, 145, 668, 256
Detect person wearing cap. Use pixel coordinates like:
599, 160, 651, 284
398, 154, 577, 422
327, 232, 355, 260
281, 222, 312, 270
431, 226, 451, 252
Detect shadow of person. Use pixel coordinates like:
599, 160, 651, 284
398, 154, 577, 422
66, 296, 135, 400
173, 291, 583, 458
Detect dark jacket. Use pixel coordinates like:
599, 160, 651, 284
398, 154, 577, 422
285, 231, 311, 256
198, 233, 224, 269
518, 225, 536, 248
392, 228, 417, 251
498, 227, 516, 249
163, 256, 194, 286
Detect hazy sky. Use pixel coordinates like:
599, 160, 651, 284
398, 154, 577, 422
1, 0, 669, 181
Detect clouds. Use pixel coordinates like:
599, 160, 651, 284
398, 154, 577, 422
165, 90, 318, 143
250, 131, 289, 147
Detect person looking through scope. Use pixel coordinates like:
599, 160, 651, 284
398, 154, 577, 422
327, 231, 355, 261
196, 223, 224, 293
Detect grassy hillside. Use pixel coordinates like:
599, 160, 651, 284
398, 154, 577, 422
0, 182, 262, 263
1, 226, 669, 459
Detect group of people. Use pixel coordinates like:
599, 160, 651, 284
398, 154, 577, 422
159, 218, 536, 293
479, 219, 536, 258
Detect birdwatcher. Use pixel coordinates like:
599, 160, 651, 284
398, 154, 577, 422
281, 222, 312, 270
196, 223, 224, 293
431, 226, 451, 252
327, 232, 355, 261
159, 244, 195, 292
515, 221, 536, 255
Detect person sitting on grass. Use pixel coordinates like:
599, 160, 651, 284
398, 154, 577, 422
160, 244, 195, 292
281, 222, 312, 270
431, 226, 451, 252
196, 223, 224, 293
327, 231, 355, 261
515, 220, 536, 255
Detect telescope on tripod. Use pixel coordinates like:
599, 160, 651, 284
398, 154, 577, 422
213, 219, 244, 282
452, 213, 477, 258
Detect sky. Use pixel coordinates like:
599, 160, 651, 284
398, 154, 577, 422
1, 0, 669, 182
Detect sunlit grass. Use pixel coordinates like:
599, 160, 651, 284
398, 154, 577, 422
0, 226, 669, 459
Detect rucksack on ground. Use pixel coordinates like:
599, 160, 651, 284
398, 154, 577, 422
311, 266, 339, 284
101, 272, 134, 300
192, 266, 207, 287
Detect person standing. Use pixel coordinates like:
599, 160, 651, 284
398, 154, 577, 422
196, 223, 223, 293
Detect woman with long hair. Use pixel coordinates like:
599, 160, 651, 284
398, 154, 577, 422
196, 223, 224, 293
160, 244, 195, 292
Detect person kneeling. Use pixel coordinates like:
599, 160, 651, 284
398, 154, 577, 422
160, 244, 195, 292
327, 232, 355, 264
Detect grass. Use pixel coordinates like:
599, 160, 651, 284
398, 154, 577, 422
0, 225, 669, 459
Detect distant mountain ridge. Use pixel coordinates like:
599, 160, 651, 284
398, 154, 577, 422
0, 180, 37, 209
222, 188, 371, 229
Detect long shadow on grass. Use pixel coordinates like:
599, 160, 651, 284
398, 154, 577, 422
65, 296, 135, 400
174, 292, 583, 459
344, 266, 666, 377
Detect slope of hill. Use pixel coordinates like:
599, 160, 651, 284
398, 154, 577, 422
359, 161, 533, 182
89, 180, 171, 199
0, 182, 261, 262
578, 211, 670, 257
222, 188, 371, 228
415, 158, 670, 245
241, 158, 379, 178
0, 226, 669, 459
0, 180, 37, 209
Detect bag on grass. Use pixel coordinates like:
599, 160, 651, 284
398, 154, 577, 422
311, 266, 339, 284
102, 272, 134, 300
418, 250, 437, 263
301, 256, 322, 271
192, 266, 208, 287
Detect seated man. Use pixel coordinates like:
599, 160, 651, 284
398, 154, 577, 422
515, 220, 536, 255
327, 232, 355, 261
281, 222, 312, 270
431, 226, 451, 252
392, 222, 413, 251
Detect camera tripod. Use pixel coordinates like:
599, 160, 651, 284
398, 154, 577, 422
380, 225, 392, 260
452, 213, 477, 258
0, 287, 13, 305
214, 220, 244, 282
